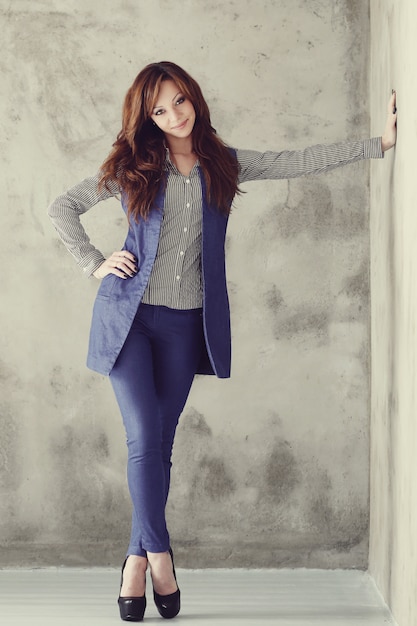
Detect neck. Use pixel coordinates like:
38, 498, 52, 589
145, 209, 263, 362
165, 136, 193, 155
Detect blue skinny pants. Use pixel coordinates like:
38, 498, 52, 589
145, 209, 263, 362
109, 303, 205, 557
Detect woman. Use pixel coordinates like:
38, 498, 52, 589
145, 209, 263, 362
48, 62, 397, 622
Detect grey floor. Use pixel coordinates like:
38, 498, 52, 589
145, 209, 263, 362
0, 568, 396, 626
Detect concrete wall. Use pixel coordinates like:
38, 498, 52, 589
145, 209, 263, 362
1, 1, 372, 568
369, 1, 417, 625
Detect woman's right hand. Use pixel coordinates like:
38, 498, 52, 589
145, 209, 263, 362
93, 250, 138, 280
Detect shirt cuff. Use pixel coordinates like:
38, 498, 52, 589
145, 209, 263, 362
364, 137, 384, 159
80, 251, 106, 277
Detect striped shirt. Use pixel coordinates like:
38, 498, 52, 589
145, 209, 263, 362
48, 137, 383, 309
141, 152, 204, 308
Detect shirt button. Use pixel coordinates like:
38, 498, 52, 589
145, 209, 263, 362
180, 251, 184, 256
186, 203, 190, 208
176, 275, 180, 281
184, 227, 188, 232
185, 179, 190, 184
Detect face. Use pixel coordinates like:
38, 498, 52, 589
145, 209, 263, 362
150, 79, 196, 142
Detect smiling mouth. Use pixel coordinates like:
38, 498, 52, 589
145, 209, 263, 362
172, 119, 188, 130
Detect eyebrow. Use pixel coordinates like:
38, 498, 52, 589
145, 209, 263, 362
152, 92, 182, 111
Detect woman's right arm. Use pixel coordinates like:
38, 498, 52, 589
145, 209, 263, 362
48, 174, 120, 277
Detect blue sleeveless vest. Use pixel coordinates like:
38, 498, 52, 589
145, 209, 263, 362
86, 165, 232, 378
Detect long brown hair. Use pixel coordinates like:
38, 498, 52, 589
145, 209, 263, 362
99, 61, 240, 221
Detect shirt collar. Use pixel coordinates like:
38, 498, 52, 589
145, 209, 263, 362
164, 146, 200, 174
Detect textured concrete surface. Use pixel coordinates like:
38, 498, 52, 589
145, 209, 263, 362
1, 2, 372, 567
369, 1, 417, 626
0, 568, 397, 626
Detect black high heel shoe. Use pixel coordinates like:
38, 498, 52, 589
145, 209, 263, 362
152, 548, 181, 619
118, 557, 147, 622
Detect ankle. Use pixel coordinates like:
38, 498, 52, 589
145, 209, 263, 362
147, 551, 178, 596
126, 554, 148, 570
121, 556, 147, 592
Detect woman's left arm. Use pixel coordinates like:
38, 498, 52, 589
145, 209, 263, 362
237, 92, 397, 183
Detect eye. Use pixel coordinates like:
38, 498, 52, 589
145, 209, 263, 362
154, 109, 164, 116
176, 97, 185, 105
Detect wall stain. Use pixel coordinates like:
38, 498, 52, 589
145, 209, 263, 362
49, 365, 68, 397
180, 408, 212, 437
308, 468, 334, 530
264, 439, 301, 500
49, 424, 129, 541
261, 281, 331, 343
6, 521, 39, 544
192, 455, 235, 500
0, 360, 21, 492
92, 431, 110, 459
274, 307, 330, 342
307, 467, 369, 550
260, 178, 367, 242
263, 285, 285, 313
337, 0, 364, 28
341, 260, 369, 301
283, 179, 333, 240
0, 405, 19, 491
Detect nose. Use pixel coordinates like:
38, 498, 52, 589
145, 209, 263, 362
170, 115, 183, 129
170, 109, 181, 122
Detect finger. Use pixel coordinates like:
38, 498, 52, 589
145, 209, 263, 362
109, 253, 137, 273
109, 251, 136, 261
111, 265, 129, 279
115, 260, 138, 275
390, 89, 397, 114
116, 251, 137, 263
125, 260, 139, 274
112, 260, 137, 278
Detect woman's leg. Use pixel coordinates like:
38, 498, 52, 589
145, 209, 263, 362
146, 306, 205, 596
110, 317, 168, 557
152, 306, 205, 504
110, 304, 204, 564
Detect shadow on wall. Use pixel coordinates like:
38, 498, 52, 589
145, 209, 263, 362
169, 408, 369, 568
